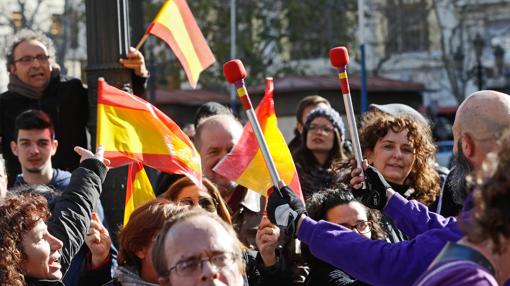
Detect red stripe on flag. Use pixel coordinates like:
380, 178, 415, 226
173, 0, 215, 65
150, 22, 197, 87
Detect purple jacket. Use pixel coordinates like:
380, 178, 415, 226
297, 193, 463, 286
413, 260, 497, 286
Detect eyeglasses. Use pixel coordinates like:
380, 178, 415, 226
308, 124, 335, 133
341, 220, 372, 234
178, 197, 217, 213
14, 54, 50, 65
168, 252, 238, 277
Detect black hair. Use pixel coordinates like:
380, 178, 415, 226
14, 109, 55, 140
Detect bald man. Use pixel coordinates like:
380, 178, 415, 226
267, 90, 510, 285
194, 114, 265, 248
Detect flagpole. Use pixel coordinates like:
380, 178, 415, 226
224, 60, 283, 190
135, 33, 149, 50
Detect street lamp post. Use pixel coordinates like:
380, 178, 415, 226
473, 33, 485, 90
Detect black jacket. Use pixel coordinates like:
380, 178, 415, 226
26, 158, 108, 286
0, 76, 88, 187
0, 74, 146, 187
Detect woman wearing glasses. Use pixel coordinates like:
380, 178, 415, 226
303, 189, 385, 286
293, 107, 348, 201
160, 177, 293, 286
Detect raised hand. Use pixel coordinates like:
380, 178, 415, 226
256, 216, 281, 267
119, 47, 149, 77
85, 212, 111, 267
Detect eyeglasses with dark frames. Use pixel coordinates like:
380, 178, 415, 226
308, 124, 335, 133
14, 54, 50, 65
341, 220, 372, 234
167, 252, 238, 277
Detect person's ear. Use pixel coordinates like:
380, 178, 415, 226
8, 64, 16, 74
10, 141, 18, 156
365, 150, 373, 164
296, 122, 303, 134
461, 133, 474, 158
135, 248, 146, 260
51, 140, 58, 156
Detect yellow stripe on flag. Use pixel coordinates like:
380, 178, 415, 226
124, 162, 155, 225
148, 0, 215, 88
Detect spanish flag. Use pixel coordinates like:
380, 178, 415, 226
124, 162, 155, 225
145, 0, 215, 88
214, 78, 303, 201
97, 78, 201, 180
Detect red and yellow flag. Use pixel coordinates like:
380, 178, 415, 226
214, 79, 303, 201
146, 0, 215, 88
97, 78, 202, 222
124, 162, 155, 225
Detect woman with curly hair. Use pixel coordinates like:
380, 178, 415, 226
359, 111, 440, 206
0, 147, 107, 286
414, 132, 510, 286
302, 188, 385, 286
0, 192, 56, 286
343, 111, 441, 242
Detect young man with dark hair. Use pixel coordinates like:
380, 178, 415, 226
10, 109, 70, 190
0, 28, 149, 187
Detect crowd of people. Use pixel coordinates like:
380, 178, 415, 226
1, 28, 510, 286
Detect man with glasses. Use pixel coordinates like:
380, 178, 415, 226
0, 29, 148, 187
152, 210, 245, 286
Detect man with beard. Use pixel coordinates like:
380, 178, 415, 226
266, 90, 510, 285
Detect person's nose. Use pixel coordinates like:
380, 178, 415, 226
48, 233, 64, 251
392, 148, 403, 159
28, 144, 40, 155
200, 259, 221, 282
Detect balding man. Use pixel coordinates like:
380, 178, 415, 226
194, 114, 265, 248
152, 210, 245, 286
267, 90, 510, 285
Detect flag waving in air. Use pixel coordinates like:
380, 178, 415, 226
214, 78, 303, 201
97, 78, 202, 223
144, 0, 215, 88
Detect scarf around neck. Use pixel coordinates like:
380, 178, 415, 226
7, 66, 60, 99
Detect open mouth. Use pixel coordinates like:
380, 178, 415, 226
48, 256, 61, 269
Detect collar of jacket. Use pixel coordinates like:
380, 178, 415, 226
25, 277, 64, 286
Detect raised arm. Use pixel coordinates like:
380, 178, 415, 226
47, 146, 108, 274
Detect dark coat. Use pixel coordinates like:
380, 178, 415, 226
0, 73, 146, 187
26, 158, 107, 286
0, 76, 88, 187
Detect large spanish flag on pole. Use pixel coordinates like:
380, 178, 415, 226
214, 79, 303, 201
144, 0, 215, 88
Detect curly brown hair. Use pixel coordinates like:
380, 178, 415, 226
464, 131, 510, 254
0, 192, 49, 286
359, 111, 440, 205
